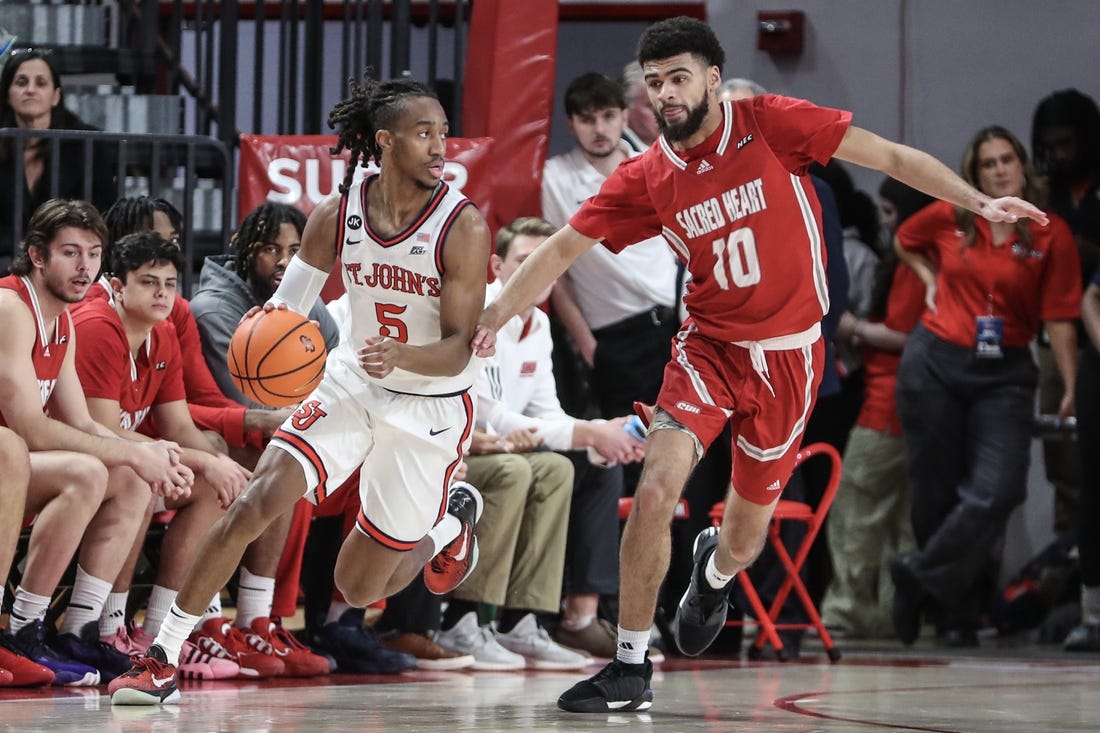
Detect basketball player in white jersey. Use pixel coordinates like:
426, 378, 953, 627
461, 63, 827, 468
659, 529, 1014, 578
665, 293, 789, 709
111, 77, 492, 705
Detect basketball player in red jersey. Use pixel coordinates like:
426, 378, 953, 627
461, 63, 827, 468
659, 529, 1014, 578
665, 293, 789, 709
0, 200, 192, 686
111, 76, 492, 705
472, 17, 1050, 713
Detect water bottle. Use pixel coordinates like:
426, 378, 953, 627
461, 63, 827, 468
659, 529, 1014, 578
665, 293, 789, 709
624, 414, 648, 441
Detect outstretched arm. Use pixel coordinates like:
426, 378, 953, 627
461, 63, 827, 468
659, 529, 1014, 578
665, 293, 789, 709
835, 126, 1049, 225
472, 225, 598, 356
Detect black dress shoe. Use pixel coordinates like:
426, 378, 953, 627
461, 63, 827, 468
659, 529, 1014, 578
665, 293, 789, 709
889, 553, 928, 645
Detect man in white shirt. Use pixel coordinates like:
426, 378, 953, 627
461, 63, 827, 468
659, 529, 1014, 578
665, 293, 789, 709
542, 73, 680, 423
469, 217, 647, 660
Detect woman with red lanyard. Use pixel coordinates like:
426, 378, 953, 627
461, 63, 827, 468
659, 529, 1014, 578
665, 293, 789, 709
889, 126, 1081, 647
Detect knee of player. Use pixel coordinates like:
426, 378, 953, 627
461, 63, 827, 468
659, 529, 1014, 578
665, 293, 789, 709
108, 464, 155, 504
54, 453, 110, 506
222, 484, 281, 535
0, 429, 29, 482
630, 479, 683, 520
333, 572, 382, 609
203, 429, 229, 455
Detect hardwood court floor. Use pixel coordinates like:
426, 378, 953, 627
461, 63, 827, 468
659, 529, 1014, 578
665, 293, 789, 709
1, 642, 1097, 732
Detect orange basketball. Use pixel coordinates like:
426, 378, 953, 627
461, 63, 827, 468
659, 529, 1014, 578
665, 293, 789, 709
228, 308, 327, 407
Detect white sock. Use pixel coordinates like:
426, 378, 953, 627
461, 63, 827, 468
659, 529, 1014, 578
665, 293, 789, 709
705, 551, 735, 590
203, 592, 224, 622
426, 514, 461, 556
561, 613, 595, 632
99, 591, 130, 638
60, 566, 113, 635
142, 585, 179, 638
325, 600, 354, 626
233, 567, 275, 628
1083, 585, 1100, 625
615, 625, 649, 665
154, 605, 202, 665
9, 586, 50, 633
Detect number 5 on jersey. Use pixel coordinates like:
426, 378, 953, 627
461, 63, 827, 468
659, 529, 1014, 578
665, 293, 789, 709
712, 227, 761, 290
375, 302, 409, 342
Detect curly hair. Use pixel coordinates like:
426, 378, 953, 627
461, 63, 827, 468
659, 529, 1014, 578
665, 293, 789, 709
101, 196, 183, 273
1031, 88, 1100, 181
110, 231, 184, 284
230, 202, 308, 282
327, 74, 439, 195
637, 16, 725, 73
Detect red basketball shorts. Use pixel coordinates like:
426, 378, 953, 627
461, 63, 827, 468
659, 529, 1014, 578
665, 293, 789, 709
655, 322, 824, 505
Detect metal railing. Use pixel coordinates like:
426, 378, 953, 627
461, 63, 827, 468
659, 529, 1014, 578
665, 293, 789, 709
0, 127, 233, 294
112, 0, 469, 147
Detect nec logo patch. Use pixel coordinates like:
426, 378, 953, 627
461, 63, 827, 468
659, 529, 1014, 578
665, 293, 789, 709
737, 133, 754, 150
519, 361, 537, 376
155, 361, 167, 371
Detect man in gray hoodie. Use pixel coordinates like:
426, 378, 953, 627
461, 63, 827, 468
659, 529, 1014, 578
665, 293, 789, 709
190, 203, 339, 409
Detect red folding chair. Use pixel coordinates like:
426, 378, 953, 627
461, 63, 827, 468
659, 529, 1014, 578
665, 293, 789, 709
709, 441, 843, 662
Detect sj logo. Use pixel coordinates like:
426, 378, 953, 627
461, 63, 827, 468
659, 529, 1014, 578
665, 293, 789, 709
299, 334, 317, 352
291, 400, 328, 430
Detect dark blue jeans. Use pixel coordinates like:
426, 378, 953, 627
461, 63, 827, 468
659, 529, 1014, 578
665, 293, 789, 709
896, 325, 1037, 618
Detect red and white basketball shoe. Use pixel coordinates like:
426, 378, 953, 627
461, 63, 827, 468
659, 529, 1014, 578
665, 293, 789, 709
243, 617, 330, 677
108, 645, 180, 706
425, 482, 484, 595
188, 617, 284, 678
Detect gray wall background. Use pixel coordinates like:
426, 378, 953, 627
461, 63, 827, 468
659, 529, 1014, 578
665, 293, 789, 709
549, 0, 1099, 580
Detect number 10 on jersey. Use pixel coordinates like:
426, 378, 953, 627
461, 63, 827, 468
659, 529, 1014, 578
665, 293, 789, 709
711, 228, 761, 290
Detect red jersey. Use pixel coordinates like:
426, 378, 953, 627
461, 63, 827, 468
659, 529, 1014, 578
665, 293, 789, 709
82, 278, 251, 445
570, 94, 852, 342
896, 201, 1081, 347
0, 275, 70, 415
856, 264, 925, 435
71, 298, 185, 431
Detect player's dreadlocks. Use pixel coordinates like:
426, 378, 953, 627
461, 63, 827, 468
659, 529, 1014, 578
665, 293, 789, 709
102, 196, 183, 274
230, 202, 307, 283
327, 74, 439, 194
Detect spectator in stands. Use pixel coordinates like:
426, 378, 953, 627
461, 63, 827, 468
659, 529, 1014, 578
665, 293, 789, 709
436, 218, 643, 668
0, 199, 192, 685
821, 178, 933, 638
620, 61, 659, 152
892, 126, 1081, 647
1067, 264, 1100, 651
1031, 89, 1100, 535
71, 232, 253, 679
0, 50, 114, 273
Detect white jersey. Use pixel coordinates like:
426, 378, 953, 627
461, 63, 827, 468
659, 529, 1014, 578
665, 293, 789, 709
542, 144, 678, 330
334, 174, 480, 396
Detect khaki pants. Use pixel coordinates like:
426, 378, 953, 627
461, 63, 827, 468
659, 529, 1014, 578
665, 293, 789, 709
821, 426, 915, 637
455, 451, 574, 613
